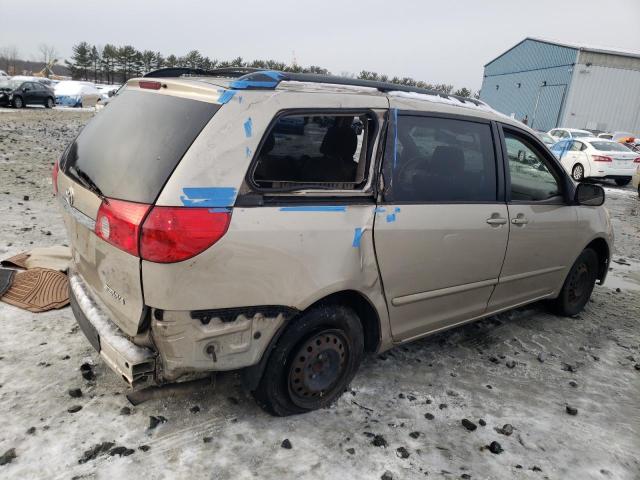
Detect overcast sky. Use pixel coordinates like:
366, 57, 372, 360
1, 0, 639, 90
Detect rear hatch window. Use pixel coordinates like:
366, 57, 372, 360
61, 89, 220, 203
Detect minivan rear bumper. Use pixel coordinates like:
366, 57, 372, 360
69, 271, 156, 388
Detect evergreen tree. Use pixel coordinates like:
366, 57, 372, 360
65, 42, 92, 80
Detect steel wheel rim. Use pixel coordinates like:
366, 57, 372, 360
567, 262, 589, 305
288, 329, 348, 407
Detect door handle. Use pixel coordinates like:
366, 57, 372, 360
511, 217, 529, 225
486, 216, 507, 225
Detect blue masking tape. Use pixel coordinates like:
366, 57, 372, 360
180, 187, 237, 207
218, 90, 236, 104
244, 118, 253, 137
352, 228, 364, 247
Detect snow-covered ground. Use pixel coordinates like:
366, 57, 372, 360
0, 108, 639, 479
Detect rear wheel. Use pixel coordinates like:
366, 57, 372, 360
12, 96, 23, 109
551, 248, 598, 316
572, 164, 585, 181
252, 305, 364, 416
45, 97, 54, 108
615, 178, 631, 186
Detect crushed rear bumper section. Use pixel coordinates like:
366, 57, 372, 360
69, 272, 156, 389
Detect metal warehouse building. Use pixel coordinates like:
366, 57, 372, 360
480, 38, 640, 133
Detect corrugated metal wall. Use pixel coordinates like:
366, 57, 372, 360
561, 52, 640, 132
480, 39, 578, 131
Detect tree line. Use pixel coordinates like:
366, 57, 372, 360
16, 41, 477, 98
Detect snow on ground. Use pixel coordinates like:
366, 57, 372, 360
0, 108, 639, 479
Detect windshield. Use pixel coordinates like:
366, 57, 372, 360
538, 133, 555, 144
571, 131, 593, 138
61, 89, 220, 203
589, 141, 633, 152
0, 79, 22, 90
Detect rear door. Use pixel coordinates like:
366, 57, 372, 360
488, 125, 579, 310
374, 111, 509, 341
58, 86, 220, 335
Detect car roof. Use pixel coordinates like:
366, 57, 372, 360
132, 73, 525, 130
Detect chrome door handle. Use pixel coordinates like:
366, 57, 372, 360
486, 217, 507, 225
511, 217, 529, 225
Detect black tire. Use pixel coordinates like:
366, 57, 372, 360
551, 248, 598, 316
45, 97, 54, 109
252, 305, 364, 416
12, 96, 23, 109
572, 164, 585, 182
614, 178, 631, 186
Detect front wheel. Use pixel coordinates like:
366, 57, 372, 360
12, 96, 23, 108
572, 164, 585, 181
551, 248, 598, 316
615, 178, 631, 186
252, 305, 364, 416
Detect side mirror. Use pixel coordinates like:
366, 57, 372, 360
575, 182, 605, 206
22, 87, 28, 92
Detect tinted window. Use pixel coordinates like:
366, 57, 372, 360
590, 141, 632, 152
569, 141, 582, 151
571, 131, 593, 138
252, 113, 374, 190
61, 89, 219, 203
505, 131, 562, 202
389, 115, 497, 202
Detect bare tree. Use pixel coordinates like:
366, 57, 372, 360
0, 45, 20, 74
38, 43, 58, 64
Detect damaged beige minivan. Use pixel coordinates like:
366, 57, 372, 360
55, 69, 613, 415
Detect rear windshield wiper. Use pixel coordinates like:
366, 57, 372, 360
70, 165, 105, 199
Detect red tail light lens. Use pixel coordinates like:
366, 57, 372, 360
52, 160, 59, 194
95, 199, 151, 256
592, 155, 612, 162
634, 157, 640, 163
140, 207, 231, 263
139, 80, 161, 90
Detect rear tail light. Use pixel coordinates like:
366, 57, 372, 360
95, 199, 151, 257
139, 80, 161, 90
140, 207, 231, 263
634, 157, 640, 163
592, 155, 612, 162
94, 198, 231, 262
52, 159, 59, 194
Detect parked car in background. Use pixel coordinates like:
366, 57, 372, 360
536, 131, 557, 147
10, 75, 57, 89
54, 81, 101, 108
55, 69, 613, 416
551, 137, 639, 185
548, 128, 594, 142
0, 78, 55, 108
0, 70, 8, 77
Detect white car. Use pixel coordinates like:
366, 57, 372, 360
551, 137, 639, 185
0, 70, 8, 78
547, 128, 594, 142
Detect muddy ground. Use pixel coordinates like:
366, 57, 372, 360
0, 107, 639, 480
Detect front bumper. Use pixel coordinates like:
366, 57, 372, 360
69, 272, 156, 388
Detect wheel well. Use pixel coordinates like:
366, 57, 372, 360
585, 238, 609, 282
306, 290, 381, 353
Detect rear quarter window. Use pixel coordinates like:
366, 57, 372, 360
61, 89, 220, 203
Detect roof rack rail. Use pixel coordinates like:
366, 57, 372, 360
143, 68, 483, 106
143, 67, 262, 79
